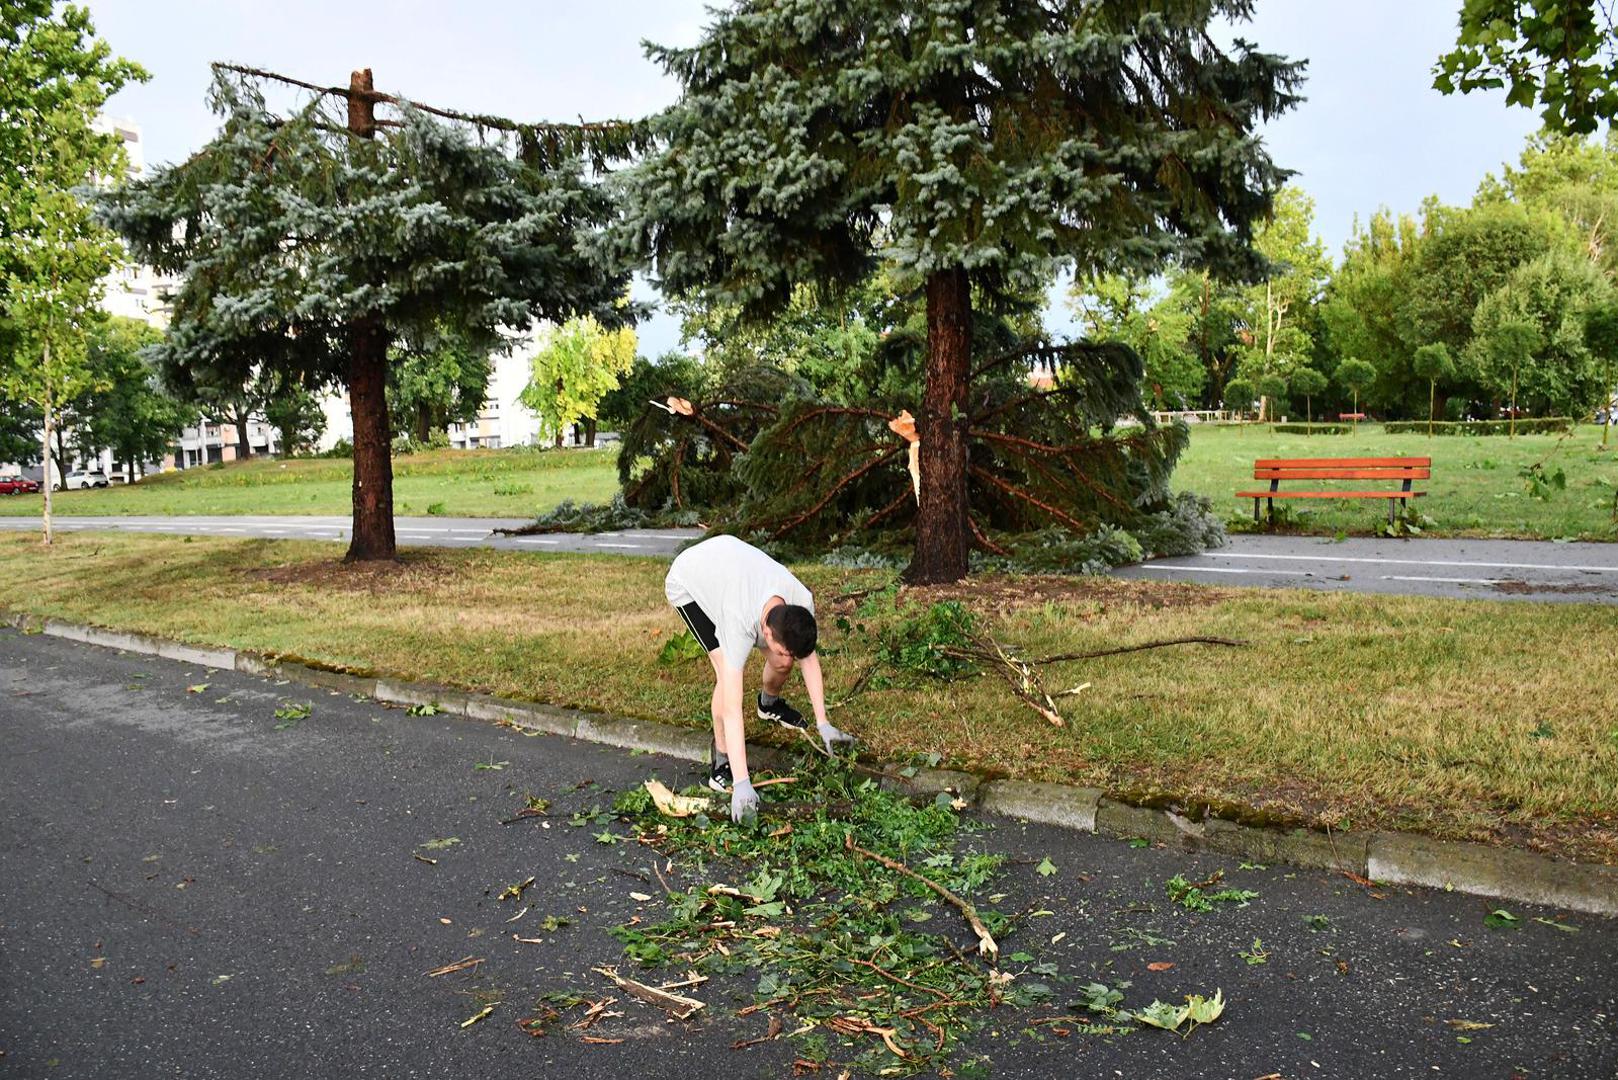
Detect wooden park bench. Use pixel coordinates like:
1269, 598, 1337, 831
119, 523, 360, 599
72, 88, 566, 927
1239, 456, 1430, 525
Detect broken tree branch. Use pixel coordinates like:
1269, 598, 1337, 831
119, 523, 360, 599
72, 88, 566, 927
844, 834, 999, 960
1028, 636, 1247, 663
593, 966, 706, 1020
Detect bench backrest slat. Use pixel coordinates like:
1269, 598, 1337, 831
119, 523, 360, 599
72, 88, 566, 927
1254, 457, 1430, 468
1252, 456, 1430, 483
1256, 468, 1429, 480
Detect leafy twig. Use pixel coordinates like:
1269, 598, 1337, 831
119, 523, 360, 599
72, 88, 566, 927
844, 833, 999, 960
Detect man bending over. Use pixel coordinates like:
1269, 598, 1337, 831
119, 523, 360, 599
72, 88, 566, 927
664, 535, 855, 821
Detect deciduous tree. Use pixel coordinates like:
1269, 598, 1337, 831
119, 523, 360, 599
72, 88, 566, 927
1336, 358, 1377, 432
1411, 343, 1456, 437
1289, 366, 1328, 430
521, 315, 636, 448
0, 1, 145, 542
1436, 0, 1618, 134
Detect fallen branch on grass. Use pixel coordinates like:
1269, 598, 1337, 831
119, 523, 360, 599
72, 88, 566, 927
1028, 636, 1247, 664
844, 833, 999, 960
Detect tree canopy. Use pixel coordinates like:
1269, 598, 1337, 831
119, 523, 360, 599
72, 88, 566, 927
99, 66, 635, 559
0, 0, 146, 541
624, 0, 1301, 581
1436, 0, 1618, 134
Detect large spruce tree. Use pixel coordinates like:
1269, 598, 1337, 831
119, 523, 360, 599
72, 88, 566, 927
624, 0, 1302, 582
100, 66, 636, 560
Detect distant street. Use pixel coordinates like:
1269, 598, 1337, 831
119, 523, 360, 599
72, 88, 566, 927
4, 514, 1616, 602
3, 628, 1615, 1079
0, 514, 702, 558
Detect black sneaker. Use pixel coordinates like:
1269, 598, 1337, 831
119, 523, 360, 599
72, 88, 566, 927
708, 739, 733, 793
757, 692, 807, 731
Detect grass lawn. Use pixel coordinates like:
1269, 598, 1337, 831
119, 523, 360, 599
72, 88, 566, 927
1175, 423, 1618, 541
4, 531, 1613, 864
0, 445, 620, 519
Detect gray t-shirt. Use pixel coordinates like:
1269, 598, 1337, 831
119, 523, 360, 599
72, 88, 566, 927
664, 536, 814, 671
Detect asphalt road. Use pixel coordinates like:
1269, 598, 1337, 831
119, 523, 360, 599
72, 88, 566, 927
3, 629, 1615, 1079
1115, 534, 1618, 603
4, 514, 1617, 602
0, 515, 702, 558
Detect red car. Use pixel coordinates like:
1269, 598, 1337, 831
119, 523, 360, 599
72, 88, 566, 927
0, 475, 41, 495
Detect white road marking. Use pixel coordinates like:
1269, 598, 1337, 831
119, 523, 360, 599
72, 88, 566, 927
594, 542, 646, 549
1197, 551, 1618, 574
513, 538, 560, 545
1380, 575, 1504, 585
1137, 565, 1318, 576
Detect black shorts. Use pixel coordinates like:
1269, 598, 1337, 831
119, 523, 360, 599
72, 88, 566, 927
675, 601, 720, 654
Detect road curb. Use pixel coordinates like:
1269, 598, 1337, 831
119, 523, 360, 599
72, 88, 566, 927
6, 609, 1614, 916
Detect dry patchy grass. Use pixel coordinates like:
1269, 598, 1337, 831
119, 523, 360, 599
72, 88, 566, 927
2, 532, 1613, 862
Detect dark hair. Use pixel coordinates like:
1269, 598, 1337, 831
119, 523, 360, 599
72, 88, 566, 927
766, 603, 817, 659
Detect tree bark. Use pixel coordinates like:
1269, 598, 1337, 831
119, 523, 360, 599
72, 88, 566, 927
232, 401, 253, 460
41, 356, 53, 547
345, 316, 396, 561
585, 416, 597, 448
341, 67, 395, 562
904, 268, 973, 584
414, 401, 431, 444
51, 424, 67, 488
554, 377, 565, 448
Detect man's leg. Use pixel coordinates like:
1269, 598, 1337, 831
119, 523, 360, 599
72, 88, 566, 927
757, 652, 808, 731
761, 651, 793, 699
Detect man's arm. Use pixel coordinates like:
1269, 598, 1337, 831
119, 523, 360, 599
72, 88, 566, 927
799, 650, 830, 726
718, 659, 759, 822
719, 660, 749, 779
797, 651, 855, 755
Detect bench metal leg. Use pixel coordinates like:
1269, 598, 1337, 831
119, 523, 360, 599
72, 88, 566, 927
1254, 497, 1260, 522
1388, 500, 1396, 526
1266, 497, 1274, 523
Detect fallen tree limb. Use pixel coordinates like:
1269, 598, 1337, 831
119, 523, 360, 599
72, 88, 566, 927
844, 834, 999, 960
1028, 636, 1248, 663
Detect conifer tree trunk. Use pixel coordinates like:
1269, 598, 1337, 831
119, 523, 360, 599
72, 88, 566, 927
345, 315, 396, 560
232, 401, 253, 460
905, 268, 973, 584
342, 68, 396, 562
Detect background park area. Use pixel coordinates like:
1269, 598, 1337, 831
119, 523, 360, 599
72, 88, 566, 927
5, 2, 1618, 1076
7, 423, 1616, 542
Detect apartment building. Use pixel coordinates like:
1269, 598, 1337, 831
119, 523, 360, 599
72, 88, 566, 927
312, 325, 554, 453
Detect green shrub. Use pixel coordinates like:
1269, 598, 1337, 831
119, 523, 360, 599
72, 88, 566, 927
1272, 424, 1350, 435
317, 438, 353, 459
1382, 417, 1575, 436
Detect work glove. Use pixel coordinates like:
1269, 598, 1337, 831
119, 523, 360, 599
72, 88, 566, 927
817, 720, 856, 757
730, 775, 759, 824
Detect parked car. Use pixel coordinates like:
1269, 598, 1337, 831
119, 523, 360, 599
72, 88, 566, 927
0, 475, 40, 495
55, 470, 110, 491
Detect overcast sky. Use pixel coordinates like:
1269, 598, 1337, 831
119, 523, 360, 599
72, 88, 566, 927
87, 1, 1543, 355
